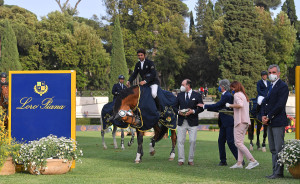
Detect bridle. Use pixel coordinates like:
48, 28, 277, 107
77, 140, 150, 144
117, 109, 141, 128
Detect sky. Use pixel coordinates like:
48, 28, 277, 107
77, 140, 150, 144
7, 0, 300, 24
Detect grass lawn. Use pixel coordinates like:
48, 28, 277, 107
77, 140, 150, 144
0, 131, 298, 184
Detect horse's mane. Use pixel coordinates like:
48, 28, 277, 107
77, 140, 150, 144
113, 85, 138, 114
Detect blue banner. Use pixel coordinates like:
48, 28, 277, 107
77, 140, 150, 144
10, 72, 75, 142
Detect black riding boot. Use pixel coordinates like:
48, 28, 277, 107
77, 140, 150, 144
154, 97, 162, 112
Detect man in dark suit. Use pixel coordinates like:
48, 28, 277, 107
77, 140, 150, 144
197, 79, 238, 166
112, 75, 127, 100
175, 79, 203, 166
257, 71, 271, 98
256, 71, 271, 152
126, 49, 161, 111
261, 64, 289, 179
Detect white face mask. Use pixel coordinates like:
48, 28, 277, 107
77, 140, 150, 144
268, 74, 278, 82
180, 86, 186, 92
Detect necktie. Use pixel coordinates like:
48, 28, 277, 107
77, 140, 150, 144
185, 92, 189, 103
268, 83, 273, 96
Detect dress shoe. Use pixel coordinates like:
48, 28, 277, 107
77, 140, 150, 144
218, 162, 228, 166
267, 174, 284, 179
178, 162, 184, 166
188, 162, 194, 166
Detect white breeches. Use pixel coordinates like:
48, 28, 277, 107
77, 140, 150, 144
150, 84, 158, 98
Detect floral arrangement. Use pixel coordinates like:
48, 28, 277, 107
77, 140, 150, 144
278, 139, 300, 170
0, 125, 20, 170
16, 135, 83, 172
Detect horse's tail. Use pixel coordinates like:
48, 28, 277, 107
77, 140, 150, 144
153, 124, 168, 143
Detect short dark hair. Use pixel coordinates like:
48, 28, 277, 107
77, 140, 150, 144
137, 48, 146, 55
186, 79, 192, 88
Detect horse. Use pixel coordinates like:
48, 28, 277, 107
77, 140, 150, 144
110, 85, 177, 163
248, 98, 268, 152
0, 84, 9, 129
100, 123, 135, 150
100, 101, 135, 150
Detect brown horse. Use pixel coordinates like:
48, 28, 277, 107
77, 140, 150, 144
0, 84, 9, 129
110, 85, 177, 163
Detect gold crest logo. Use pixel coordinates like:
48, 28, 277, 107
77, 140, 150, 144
34, 81, 48, 96
166, 116, 171, 122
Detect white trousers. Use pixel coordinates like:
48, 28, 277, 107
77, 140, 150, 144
177, 120, 198, 162
150, 84, 158, 98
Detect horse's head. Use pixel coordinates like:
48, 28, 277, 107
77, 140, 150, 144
110, 86, 141, 127
1, 84, 9, 106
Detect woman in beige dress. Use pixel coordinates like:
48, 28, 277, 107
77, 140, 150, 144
226, 81, 259, 169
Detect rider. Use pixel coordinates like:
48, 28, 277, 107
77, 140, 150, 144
126, 48, 161, 111
0, 72, 8, 95
112, 75, 127, 100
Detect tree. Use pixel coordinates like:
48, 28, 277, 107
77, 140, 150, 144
195, 0, 208, 41
0, 19, 22, 73
254, 0, 281, 10
109, 16, 129, 101
54, 0, 82, 16
0, 0, 3, 6
271, 11, 297, 82
220, 0, 267, 98
282, 0, 297, 26
189, 11, 196, 39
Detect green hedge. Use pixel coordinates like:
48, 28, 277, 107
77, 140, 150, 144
76, 118, 100, 125
198, 118, 218, 125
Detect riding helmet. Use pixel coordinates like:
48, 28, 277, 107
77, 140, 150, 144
118, 75, 125, 79
0, 72, 7, 78
261, 71, 268, 76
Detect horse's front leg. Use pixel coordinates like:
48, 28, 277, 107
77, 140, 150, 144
121, 129, 125, 150
135, 130, 144, 163
256, 122, 262, 150
169, 129, 177, 161
128, 128, 135, 146
149, 124, 161, 156
112, 125, 118, 149
262, 125, 268, 152
248, 119, 255, 151
101, 129, 107, 149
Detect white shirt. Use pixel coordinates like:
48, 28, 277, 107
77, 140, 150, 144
140, 59, 145, 69
263, 79, 267, 87
271, 78, 280, 88
185, 88, 192, 99
119, 82, 124, 89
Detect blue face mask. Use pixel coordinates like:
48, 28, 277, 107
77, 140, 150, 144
218, 86, 222, 92
232, 90, 235, 95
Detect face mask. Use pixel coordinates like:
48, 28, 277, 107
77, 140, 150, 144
269, 74, 278, 82
180, 86, 186, 92
218, 86, 222, 92
232, 90, 235, 95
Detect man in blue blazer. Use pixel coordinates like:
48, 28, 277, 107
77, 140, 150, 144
198, 79, 238, 166
174, 79, 204, 166
112, 75, 127, 100
261, 64, 289, 179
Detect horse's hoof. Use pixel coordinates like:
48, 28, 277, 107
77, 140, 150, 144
257, 147, 262, 151
249, 145, 253, 151
262, 147, 266, 152
135, 160, 141, 164
114, 146, 118, 149
168, 158, 174, 161
103, 145, 107, 150
150, 150, 156, 156
121, 146, 125, 150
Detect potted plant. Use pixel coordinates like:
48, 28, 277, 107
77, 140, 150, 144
16, 134, 83, 175
278, 139, 300, 179
0, 126, 20, 175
